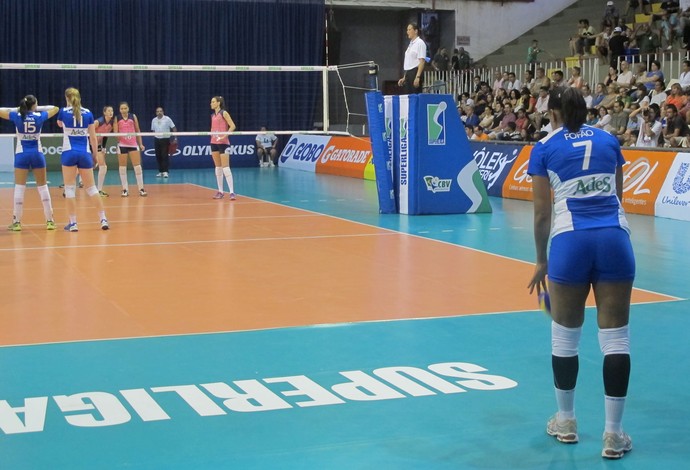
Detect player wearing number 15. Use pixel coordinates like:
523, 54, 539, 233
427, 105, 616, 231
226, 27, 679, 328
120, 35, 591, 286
58, 88, 109, 232
0, 95, 58, 231
527, 87, 635, 459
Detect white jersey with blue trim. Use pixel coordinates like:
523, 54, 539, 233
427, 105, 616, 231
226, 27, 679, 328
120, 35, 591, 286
58, 106, 95, 153
527, 124, 629, 237
10, 110, 48, 154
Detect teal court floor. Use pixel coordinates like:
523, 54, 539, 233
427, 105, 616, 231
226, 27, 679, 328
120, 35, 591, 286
0, 166, 688, 469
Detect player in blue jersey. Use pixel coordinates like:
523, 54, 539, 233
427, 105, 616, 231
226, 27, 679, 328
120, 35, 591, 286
527, 87, 634, 460
0, 95, 59, 231
57, 88, 109, 232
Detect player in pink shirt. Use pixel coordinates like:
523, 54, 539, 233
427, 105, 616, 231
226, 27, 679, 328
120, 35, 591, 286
209, 96, 237, 199
113, 102, 147, 197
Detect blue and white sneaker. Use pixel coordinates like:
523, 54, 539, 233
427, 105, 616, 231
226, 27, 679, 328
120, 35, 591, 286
64, 222, 79, 232
101, 219, 110, 230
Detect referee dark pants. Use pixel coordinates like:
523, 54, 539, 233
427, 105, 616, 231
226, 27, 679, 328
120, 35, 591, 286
154, 137, 171, 173
402, 66, 423, 94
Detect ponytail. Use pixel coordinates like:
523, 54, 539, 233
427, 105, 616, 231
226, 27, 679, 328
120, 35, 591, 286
19, 95, 37, 119
65, 87, 82, 123
548, 87, 587, 133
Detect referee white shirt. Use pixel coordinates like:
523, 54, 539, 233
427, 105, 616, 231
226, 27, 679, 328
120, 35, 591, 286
151, 115, 176, 138
404, 36, 427, 71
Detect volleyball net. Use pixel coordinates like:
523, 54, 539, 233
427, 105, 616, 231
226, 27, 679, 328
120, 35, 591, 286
0, 61, 378, 140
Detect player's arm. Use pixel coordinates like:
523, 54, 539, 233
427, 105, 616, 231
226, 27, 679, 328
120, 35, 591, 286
113, 117, 119, 133
528, 174, 552, 294
0, 107, 17, 119
88, 123, 99, 156
133, 114, 145, 150
223, 111, 236, 133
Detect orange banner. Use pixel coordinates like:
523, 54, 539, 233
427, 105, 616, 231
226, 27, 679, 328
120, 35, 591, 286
620, 149, 676, 215
315, 136, 372, 178
500, 146, 534, 201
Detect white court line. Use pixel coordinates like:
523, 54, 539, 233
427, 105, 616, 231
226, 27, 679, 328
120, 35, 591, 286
0, 231, 398, 252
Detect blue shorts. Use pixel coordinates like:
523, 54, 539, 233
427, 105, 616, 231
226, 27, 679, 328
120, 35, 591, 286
61, 150, 94, 169
15, 151, 47, 170
549, 227, 635, 285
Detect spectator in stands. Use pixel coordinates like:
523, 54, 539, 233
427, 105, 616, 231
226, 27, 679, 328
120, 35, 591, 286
492, 71, 505, 94
551, 70, 565, 88
471, 125, 490, 141
586, 108, 600, 126
596, 26, 613, 59
522, 70, 535, 89
527, 39, 543, 66
567, 66, 585, 89
508, 89, 521, 108
514, 108, 533, 140
521, 87, 537, 114
606, 100, 629, 143
594, 105, 613, 129
662, 103, 689, 146
608, 27, 628, 68
678, 60, 690, 90
505, 72, 522, 91
531, 67, 551, 95
457, 47, 471, 70
633, 22, 661, 55
599, 83, 621, 109
605, 66, 619, 87
624, 0, 642, 19
432, 47, 450, 71
479, 106, 495, 130
602, 1, 621, 30
462, 104, 480, 128
531, 86, 550, 131
622, 102, 641, 144
665, 81, 687, 111
616, 59, 635, 88
630, 100, 662, 147
649, 80, 668, 107
617, 85, 634, 109
641, 0, 653, 15
488, 102, 516, 139
571, 19, 596, 56
472, 75, 483, 93
582, 84, 594, 107
451, 49, 460, 71
639, 60, 665, 95
591, 83, 608, 107
658, 1, 682, 50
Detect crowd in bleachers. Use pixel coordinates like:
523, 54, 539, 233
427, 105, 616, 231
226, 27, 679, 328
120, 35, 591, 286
455, 1, 690, 148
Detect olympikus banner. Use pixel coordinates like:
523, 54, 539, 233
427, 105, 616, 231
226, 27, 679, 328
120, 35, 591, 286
364, 92, 396, 214
388, 94, 491, 215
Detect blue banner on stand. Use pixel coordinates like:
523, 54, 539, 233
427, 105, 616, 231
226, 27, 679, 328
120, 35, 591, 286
401, 94, 492, 215
365, 92, 396, 214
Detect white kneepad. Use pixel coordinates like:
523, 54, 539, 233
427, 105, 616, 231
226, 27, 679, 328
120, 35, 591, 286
64, 185, 77, 198
599, 325, 630, 356
551, 321, 582, 357
86, 185, 99, 197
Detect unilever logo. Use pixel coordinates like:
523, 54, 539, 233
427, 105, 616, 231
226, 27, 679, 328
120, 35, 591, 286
673, 162, 690, 194
427, 102, 447, 146
423, 175, 452, 193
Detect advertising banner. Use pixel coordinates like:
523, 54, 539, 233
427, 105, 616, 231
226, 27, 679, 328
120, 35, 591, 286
620, 149, 675, 216
0, 136, 14, 172
278, 134, 331, 173
500, 145, 535, 201
36, 135, 260, 172
655, 152, 690, 220
470, 142, 522, 198
315, 136, 371, 179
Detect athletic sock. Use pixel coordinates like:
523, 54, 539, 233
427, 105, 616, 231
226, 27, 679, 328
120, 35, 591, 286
223, 167, 234, 193
134, 165, 144, 190
13, 184, 26, 222
37, 184, 53, 220
215, 167, 224, 192
98, 165, 107, 191
119, 166, 128, 191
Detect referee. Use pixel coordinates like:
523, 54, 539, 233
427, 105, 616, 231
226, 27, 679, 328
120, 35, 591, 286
397, 23, 427, 94
151, 106, 177, 178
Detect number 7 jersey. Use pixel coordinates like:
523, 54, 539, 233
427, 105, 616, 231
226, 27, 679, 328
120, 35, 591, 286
527, 124, 630, 237
58, 106, 95, 153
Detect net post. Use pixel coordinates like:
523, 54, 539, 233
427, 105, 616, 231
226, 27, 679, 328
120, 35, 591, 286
322, 68, 330, 132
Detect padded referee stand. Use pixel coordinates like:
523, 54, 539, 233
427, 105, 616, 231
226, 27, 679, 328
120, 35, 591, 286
366, 91, 491, 215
